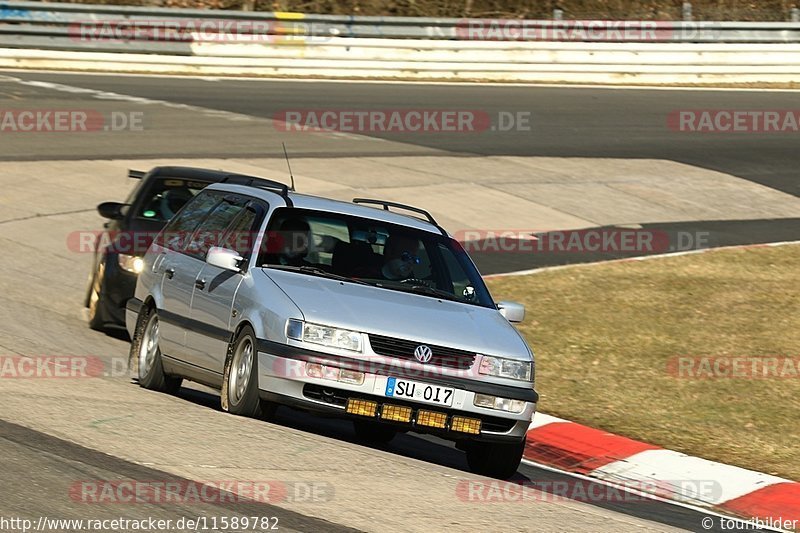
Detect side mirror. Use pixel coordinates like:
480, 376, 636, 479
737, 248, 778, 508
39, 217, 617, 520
207, 246, 245, 273
97, 202, 126, 220
497, 301, 525, 323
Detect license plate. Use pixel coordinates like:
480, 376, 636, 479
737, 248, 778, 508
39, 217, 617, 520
385, 377, 454, 407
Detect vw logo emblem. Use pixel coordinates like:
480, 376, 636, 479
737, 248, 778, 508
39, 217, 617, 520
414, 345, 433, 364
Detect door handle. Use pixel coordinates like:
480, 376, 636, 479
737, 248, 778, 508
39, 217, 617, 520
195, 278, 206, 290
165, 267, 175, 280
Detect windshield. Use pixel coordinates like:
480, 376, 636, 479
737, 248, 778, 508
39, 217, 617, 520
132, 177, 210, 223
259, 208, 495, 308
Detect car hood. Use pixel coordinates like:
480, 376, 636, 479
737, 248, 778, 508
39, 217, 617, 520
259, 269, 531, 360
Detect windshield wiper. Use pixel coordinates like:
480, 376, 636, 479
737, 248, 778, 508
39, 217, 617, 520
263, 264, 373, 286
381, 282, 462, 302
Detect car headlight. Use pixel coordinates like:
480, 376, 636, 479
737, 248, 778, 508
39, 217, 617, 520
286, 319, 363, 353
118, 254, 144, 274
479, 355, 532, 381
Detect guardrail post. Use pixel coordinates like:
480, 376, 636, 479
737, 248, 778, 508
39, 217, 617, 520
791, 7, 800, 22
682, 1, 693, 21
553, 8, 563, 20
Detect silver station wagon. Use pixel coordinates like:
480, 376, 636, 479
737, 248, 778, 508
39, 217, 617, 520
126, 173, 538, 478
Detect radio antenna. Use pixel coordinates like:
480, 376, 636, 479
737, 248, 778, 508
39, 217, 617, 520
282, 142, 296, 191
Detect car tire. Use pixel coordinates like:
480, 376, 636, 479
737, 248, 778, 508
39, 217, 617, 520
130, 306, 182, 394
465, 437, 526, 479
86, 258, 108, 331
352, 420, 397, 444
222, 325, 276, 420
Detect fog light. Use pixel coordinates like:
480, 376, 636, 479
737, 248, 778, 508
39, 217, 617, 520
381, 404, 412, 423
323, 365, 339, 381
346, 398, 377, 417
451, 416, 482, 435
474, 394, 496, 409
474, 393, 526, 413
306, 363, 323, 379
416, 410, 447, 429
339, 369, 365, 385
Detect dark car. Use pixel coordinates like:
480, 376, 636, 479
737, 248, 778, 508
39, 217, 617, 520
85, 166, 227, 330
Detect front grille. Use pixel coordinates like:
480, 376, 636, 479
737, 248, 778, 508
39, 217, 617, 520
368, 334, 477, 370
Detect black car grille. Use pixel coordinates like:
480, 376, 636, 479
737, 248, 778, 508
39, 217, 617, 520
368, 334, 477, 370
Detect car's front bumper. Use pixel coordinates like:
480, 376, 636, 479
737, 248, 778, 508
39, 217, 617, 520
256, 342, 537, 443
102, 254, 139, 326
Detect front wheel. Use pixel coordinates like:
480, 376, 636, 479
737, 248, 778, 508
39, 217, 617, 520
130, 306, 182, 394
221, 326, 276, 420
86, 259, 108, 331
465, 438, 526, 479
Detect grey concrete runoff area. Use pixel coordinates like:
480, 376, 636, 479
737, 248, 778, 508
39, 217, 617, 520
0, 70, 793, 532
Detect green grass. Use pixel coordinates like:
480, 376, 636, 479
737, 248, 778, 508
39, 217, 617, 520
486, 245, 800, 480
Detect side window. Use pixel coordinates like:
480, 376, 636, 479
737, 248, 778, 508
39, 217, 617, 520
220, 205, 260, 258
157, 191, 221, 252
185, 198, 246, 260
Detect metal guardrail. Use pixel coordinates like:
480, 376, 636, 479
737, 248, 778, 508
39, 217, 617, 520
4, 1, 800, 45
2, 2, 800, 84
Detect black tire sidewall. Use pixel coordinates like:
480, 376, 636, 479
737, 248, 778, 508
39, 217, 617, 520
134, 307, 168, 391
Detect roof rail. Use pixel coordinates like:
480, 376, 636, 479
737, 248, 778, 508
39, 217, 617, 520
352, 198, 439, 226
128, 169, 146, 179
221, 174, 292, 203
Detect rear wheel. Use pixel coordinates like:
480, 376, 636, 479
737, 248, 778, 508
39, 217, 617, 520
352, 420, 397, 444
130, 306, 182, 394
465, 438, 525, 479
222, 326, 276, 420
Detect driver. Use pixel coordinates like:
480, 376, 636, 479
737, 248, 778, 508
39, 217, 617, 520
381, 234, 421, 280
158, 187, 194, 220
277, 217, 312, 266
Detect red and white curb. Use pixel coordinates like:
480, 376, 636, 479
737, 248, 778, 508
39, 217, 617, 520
524, 413, 800, 525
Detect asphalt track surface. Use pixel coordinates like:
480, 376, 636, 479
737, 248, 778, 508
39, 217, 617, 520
1, 71, 797, 274
0, 73, 796, 196
0, 71, 791, 532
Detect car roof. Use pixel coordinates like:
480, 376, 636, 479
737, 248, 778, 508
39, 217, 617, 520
146, 166, 235, 183
205, 181, 445, 235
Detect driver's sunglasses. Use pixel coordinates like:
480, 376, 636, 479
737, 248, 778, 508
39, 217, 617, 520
401, 251, 421, 264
